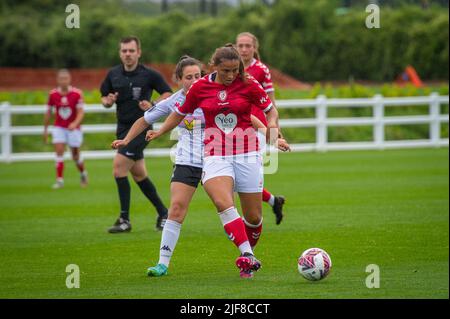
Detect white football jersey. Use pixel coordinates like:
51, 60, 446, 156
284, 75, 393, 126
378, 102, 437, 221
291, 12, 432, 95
144, 89, 204, 168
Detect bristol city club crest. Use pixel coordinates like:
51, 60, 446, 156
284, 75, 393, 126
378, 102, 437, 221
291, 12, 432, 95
217, 90, 227, 102
60, 96, 68, 105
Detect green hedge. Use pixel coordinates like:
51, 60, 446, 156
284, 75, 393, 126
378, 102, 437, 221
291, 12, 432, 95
0, 1, 448, 81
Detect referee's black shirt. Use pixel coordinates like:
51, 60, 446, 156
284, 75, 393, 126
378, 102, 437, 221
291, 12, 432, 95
100, 63, 172, 126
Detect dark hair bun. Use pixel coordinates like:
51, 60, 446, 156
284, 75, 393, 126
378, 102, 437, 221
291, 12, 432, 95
179, 55, 191, 62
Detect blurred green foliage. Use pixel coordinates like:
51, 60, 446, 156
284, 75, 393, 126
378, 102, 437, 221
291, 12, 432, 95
0, 0, 448, 81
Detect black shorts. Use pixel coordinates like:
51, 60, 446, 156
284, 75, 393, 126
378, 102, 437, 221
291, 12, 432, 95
171, 165, 203, 188
116, 124, 153, 161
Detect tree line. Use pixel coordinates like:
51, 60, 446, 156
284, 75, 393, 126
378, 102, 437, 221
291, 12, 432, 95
0, 0, 448, 81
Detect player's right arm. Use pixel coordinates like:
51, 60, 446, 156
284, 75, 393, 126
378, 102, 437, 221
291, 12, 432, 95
147, 85, 198, 141
111, 94, 175, 148
111, 117, 149, 149
100, 71, 118, 108
145, 111, 184, 141
43, 94, 53, 144
101, 92, 118, 108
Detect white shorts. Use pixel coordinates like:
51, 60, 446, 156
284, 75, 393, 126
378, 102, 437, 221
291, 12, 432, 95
52, 127, 83, 148
202, 152, 264, 193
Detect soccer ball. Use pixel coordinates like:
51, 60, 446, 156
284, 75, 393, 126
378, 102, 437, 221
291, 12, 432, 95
298, 248, 332, 281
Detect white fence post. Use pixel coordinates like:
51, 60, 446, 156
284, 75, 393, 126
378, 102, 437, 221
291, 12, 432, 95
429, 92, 441, 146
1, 102, 12, 163
316, 95, 327, 151
373, 94, 385, 149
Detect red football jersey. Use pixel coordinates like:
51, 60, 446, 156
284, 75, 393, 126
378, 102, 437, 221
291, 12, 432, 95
251, 105, 268, 127
247, 59, 274, 126
47, 86, 84, 129
246, 59, 274, 94
176, 73, 273, 156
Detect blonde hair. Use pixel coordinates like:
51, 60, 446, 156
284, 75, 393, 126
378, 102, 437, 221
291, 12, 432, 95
236, 32, 260, 60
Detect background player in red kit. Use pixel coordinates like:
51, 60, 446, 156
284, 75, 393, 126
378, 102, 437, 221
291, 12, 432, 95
147, 44, 280, 278
43, 69, 88, 189
236, 32, 287, 225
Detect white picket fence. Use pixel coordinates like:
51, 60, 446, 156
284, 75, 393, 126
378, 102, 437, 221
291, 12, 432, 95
0, 93, 448, 162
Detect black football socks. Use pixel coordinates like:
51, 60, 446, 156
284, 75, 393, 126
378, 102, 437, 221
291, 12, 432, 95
136, 177, 168, 217
115, 176, 131, 221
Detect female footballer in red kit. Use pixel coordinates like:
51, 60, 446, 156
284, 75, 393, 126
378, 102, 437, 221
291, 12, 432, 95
146, 44, 280, 278
236, 32, 289, 225
44, 69, 88, 189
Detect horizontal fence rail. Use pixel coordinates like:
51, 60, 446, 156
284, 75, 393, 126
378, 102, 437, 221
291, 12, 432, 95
0, 93, 448, 162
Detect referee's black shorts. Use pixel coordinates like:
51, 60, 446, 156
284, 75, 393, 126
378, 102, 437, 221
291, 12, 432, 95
171, 164, 203, 188
116, 124, 152, 161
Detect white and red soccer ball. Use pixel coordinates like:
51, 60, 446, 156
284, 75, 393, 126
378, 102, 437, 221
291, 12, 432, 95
298, 248, 332, 281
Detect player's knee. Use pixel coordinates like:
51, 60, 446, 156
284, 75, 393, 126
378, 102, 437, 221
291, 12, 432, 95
213, 199, 234, 212
168, 201, 187, 221
244, 214, 262, 225
131, 173, 146, 182
113, 164, 126, 177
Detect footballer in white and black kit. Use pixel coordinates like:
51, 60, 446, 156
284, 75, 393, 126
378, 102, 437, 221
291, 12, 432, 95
100, 63, 173, 161
143, 89, 205, 187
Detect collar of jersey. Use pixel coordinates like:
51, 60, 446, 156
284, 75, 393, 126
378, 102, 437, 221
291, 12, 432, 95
208, 72, 240, 87
57, 86, 73, 95
122, 63, 140, 75
208, 72, 217, 83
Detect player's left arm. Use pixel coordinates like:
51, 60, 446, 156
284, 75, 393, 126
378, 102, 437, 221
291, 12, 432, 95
68, 96, 85, 130
265, 106, 279, 145
266, 90, 285, 139
251, 114, 267, 137
264, 65, 285, 140
251, 79, 279, 144
43, 106, 52, 144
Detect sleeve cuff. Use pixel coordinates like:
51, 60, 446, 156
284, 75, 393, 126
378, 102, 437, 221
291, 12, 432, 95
175, 108, 186, 116
263, 103, 273, 113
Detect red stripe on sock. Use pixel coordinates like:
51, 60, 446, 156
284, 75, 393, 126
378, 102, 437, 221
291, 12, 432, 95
262, 188, 271, 202
245, 222, 263, 248
56, 161, 64, 179
224, 218, 249, 248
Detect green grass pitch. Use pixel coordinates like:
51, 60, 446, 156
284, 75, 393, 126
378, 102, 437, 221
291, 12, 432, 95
0, 148, 448, 298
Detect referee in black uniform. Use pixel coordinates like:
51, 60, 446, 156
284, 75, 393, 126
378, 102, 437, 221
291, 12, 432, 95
101, 36, 172, 233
